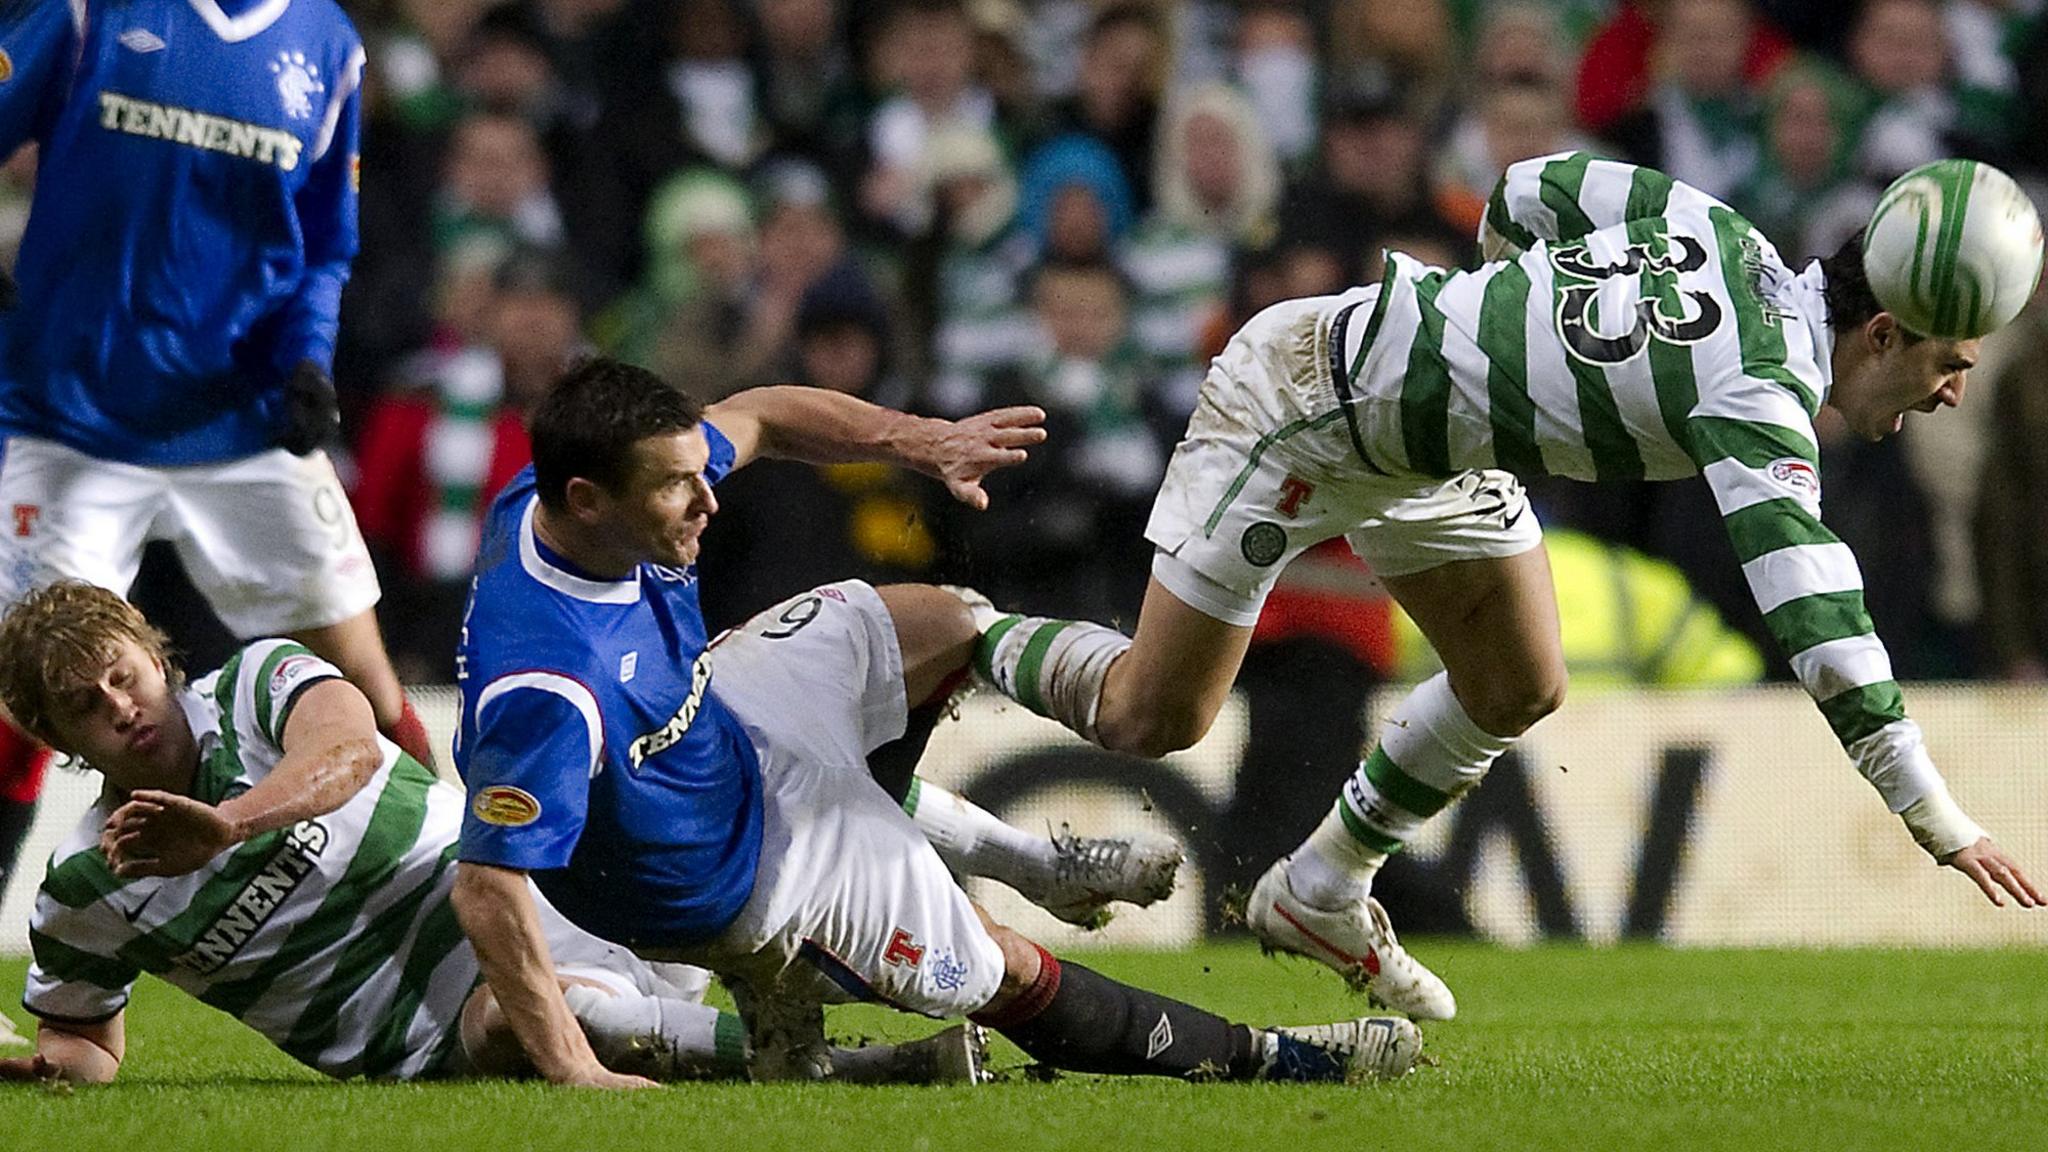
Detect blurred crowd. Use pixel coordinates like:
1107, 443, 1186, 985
28, 0, 2048, 685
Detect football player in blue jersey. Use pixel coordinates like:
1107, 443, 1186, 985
448, 360, 1424, 1088
0, 0, 437, 883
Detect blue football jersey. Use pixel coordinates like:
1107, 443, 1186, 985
453, 423, 766, 951
0, 0, 363, 465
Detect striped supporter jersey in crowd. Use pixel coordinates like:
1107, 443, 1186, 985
1323, 150, 1934, 803
23, 641, 476, 1080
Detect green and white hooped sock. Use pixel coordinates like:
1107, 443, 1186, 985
1291, 672, 1513, 908
975, 614, 1131, 743
562, 984, 748, 1077
901, 776, 1057, 892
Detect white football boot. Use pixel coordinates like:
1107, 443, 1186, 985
1260, 1016, 1424, 1083
1246, 855, 1457, 1020
1016, 827, 1185, 928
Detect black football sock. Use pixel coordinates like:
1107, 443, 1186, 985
972, 945, 1262, 1080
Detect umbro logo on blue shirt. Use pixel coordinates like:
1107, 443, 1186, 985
118, 29, 167, 53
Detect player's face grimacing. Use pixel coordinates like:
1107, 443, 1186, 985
1831, 313, 1977, 441
43, 637, 195, 790
613, 427, 720, 568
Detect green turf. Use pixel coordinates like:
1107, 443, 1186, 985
4, 942, 2046, 1152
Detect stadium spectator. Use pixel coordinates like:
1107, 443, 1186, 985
434, 110, 567, 258
1015, 133, 1137, 264
370, 0, 494, 133
1735, 58, 1873, 264
1282, 72, 1482, 286
1122, 83, 1278, 408
1974, 293, 2048, 679
1327, 0, 1459, 117
862, 0, 1000, 237
961, 259, 1162, 622
1847, 0, 1962, 177
1438, 76, 1601, 205
1044, 4, 1165, 214
353, 254, 586, 680
1231, 2, 1320, 166
917, 126, 1036, 417
751, 0, 867, 186
1574, 0, 1794, 135
598, 169, 760, 400
1603, 0, 1769, 202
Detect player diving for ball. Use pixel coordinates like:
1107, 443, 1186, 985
0, 581, 1174, 1085
965, 153, 2046, 1018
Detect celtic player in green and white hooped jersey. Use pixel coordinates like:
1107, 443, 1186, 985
969, 151, 2043, 1018
22, 637, 479, 1079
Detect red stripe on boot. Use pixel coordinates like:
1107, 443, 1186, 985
969, 944, 1062, 1030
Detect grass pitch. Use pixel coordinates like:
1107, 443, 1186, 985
3, 941, 2045, 1152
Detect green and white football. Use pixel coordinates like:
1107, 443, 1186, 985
1863, 159, 2044, 339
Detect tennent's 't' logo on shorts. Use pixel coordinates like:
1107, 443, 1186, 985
472, 785, 542, 827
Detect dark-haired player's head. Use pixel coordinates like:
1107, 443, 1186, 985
1821, 229, 1978, 442
530, 358, 718, 569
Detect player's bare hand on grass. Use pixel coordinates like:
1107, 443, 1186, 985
0, 1055, 56, 1082
553, 1060, 658, 1090
1942, 838, 2043, 908
102, 790, 238, 878
920, 405, 1047, 510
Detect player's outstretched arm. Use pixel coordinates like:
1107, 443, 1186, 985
101, 679, 384, 878
0, 1015, 123, 1085
450, 862, 655, 1090
706, 385, 1046, 509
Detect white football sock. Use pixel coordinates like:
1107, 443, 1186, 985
1289, 672, 1515, 906
562, 983, 747, 1078
904, 777, 1056, 892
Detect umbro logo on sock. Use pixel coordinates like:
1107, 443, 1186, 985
1146, 1012, 1173, 1059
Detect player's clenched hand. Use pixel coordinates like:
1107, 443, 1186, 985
920, 405, 1048, 510
553, 1060, 658, 1090
101, 790, 239, 878
1941, 837, 2044, 908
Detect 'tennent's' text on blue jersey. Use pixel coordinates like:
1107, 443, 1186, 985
453, 424, 764, 951
0, 0, 364, 464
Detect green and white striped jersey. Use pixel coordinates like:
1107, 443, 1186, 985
23, 640, 477, 1080
1327, 151, 1939, 812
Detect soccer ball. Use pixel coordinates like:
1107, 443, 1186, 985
1863, 159, 2044, 340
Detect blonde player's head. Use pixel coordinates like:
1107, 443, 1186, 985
0, 582, 184, 773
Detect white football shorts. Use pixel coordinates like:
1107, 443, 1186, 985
1145, 293, 1543, 626
647, 580, 1006, 1019
0, 435, 380, 635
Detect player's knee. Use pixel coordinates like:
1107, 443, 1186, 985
1461, 665, 1567, 736
878, 584, 977, 673
1095, 673, 1214, 758
1101, 711, 1208, 758
980, 920, 1046, 1005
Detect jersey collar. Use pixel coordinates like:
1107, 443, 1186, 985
1787, 260, 1835, 407
185, 0, 291, 44
518, 497, 642, 605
